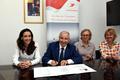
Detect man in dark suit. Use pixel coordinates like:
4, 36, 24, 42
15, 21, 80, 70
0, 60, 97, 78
42, 31, 82, 80
42, 31, 82, 66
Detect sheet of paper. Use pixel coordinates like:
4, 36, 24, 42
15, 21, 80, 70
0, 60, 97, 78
34, 64, 96, 78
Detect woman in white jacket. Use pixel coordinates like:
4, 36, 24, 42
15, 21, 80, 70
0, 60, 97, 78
13, 28, 41, 80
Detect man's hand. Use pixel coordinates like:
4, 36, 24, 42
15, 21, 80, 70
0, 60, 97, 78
60, 60, 68, 66
50, 60, 58, 66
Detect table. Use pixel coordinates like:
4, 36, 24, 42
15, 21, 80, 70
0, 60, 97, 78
0, 60, 120, 80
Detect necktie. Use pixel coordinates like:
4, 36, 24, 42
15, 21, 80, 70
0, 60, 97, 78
59, 48, 64, 62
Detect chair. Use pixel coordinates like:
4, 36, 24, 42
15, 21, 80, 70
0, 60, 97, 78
95, 50, 101, 59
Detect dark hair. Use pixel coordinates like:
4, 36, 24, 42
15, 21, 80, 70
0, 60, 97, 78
81, 29, 92, 40
17, 28, 36, 55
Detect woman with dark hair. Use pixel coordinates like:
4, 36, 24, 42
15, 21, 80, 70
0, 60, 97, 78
13, 28, 41, 80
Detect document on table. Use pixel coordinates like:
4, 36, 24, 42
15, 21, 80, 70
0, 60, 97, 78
34, 64, 96, 78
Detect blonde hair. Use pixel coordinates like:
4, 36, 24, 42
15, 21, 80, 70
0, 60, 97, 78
104, 27, 117, 41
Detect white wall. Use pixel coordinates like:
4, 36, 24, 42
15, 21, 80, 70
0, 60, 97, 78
79, 0, 106, 49
0, 0, 119, 65
79, 0, 120, 49
0, 0, 47, 65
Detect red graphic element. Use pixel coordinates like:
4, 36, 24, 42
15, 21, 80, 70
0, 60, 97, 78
46, 0, 67, 9
77, 0, 80, 2
70, 3, 75, 7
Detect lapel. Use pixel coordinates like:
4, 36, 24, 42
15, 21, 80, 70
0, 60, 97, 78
64, 44, 70, 58
54, 42, 60, 60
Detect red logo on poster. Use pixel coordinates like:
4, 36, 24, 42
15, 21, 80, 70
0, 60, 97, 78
46, 0, 67, 9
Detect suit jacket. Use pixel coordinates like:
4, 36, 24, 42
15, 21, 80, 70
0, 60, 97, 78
42, 41, 83, 66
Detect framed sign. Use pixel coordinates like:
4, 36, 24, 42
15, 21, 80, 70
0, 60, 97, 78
24, 0, 44, 24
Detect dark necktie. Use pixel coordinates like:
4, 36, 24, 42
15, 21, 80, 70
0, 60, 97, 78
59, 48, 64, 62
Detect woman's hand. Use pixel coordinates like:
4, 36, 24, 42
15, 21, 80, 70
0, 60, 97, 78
18, 60, 32, 69
112, 54, 120, 60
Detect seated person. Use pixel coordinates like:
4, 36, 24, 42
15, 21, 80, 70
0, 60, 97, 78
99, 27, 120, 80
13, 28, 41, 80
42, 31, 83, 80
75, 29, 95, 80
75, 29, 95, 62
99, 27, 120, 63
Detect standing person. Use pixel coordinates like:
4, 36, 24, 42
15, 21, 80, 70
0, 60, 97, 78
13, 28, 41, 80
42, 31, 83, 80
75, 29, 95, 80
99, 27, 120, 80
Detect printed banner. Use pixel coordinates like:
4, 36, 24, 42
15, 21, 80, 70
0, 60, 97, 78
46, 0, 80, 23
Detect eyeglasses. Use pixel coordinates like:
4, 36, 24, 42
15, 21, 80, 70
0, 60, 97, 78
81, 35, 90, 36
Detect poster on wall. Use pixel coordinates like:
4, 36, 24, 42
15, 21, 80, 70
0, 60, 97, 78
46, 0, 80, 23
